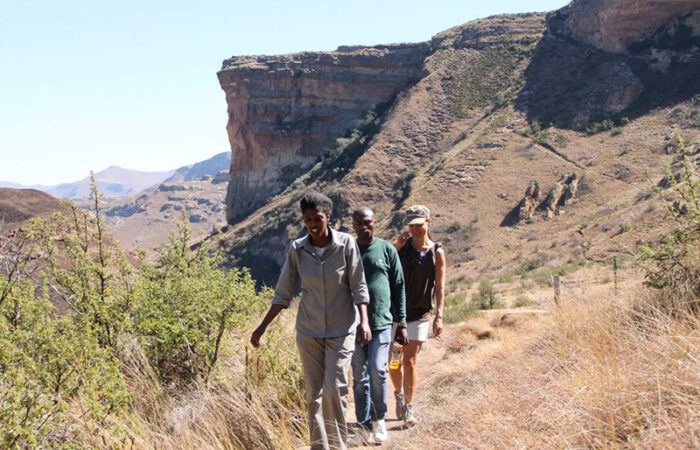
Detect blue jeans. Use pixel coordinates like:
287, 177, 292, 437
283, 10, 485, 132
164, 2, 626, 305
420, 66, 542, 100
351, 327, 391, 426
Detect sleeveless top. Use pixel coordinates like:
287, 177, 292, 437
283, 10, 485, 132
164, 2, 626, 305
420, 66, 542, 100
398, 238, 440, 322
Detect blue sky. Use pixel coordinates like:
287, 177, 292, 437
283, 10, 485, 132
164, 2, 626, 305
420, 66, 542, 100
1, 0, 568, 185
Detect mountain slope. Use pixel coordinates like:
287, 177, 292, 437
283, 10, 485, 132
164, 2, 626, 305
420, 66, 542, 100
163, 152, 231, 183
217, 10, 699, 287
0, 188, 69, 228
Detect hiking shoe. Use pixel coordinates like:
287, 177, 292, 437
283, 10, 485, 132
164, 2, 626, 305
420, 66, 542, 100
394, 391, 406, 420
372, 419, 388, 443
404, 403, 418, 426
348, 425, 371, 447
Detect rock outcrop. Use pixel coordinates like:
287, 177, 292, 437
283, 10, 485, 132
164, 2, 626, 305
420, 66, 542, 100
548, 0, 700, 54
518, 180, 541, 221
544, 172, 580, 219
217, 44, 429, 223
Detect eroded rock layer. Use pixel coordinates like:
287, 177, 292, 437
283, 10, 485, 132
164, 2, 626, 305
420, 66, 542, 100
549, 0, 700, 54
217, 44, 429, 222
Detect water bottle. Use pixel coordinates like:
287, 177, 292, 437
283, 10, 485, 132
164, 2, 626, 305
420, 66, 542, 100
388, 343, 403, 370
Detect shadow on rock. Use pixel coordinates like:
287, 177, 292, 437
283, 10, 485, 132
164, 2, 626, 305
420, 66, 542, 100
516, 12, 700, 130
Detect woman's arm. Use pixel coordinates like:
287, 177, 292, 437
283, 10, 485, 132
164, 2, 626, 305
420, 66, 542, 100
433, 247, 446, 338
250, 304, 285, 347
251, 245, 298, 347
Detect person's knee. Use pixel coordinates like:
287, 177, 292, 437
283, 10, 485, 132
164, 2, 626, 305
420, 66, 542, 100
403, 354, 418, 368
369, 360, 387, 378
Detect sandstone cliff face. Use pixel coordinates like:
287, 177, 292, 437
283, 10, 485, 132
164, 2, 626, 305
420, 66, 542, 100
217, 44, 429, 223
549, 0, 700, 54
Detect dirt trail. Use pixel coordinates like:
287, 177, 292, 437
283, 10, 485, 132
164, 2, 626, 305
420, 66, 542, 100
347, 309, 550, 449
347, 334, 447, 449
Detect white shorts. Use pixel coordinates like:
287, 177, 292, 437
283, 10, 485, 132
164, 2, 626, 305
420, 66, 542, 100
392, 319, 430, 343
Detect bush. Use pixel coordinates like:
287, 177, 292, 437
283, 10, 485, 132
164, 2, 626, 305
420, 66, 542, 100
444, 294, 479, 324
513, 295, 536, 308
24, 178, 136, 348
0, 279, 129, 447
639, 131, 699, 313
0, 179, 283, 445
471, 279, 502, 310
133, 217, 270, 386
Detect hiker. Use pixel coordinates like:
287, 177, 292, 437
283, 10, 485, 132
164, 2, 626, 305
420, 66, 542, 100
390, 204, 446, 426
250, 191, 371, 450
349, 207, 407, 445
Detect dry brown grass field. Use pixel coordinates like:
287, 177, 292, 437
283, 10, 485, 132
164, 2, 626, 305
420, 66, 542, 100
68, 265, 697, 449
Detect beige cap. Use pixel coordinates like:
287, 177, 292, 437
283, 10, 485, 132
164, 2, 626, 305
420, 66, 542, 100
404, 204, 430, 225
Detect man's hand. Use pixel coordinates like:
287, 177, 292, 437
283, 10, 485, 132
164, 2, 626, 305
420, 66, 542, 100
358, 321, 372, 347
432, 316, 443, 338
250, 325, 267, 348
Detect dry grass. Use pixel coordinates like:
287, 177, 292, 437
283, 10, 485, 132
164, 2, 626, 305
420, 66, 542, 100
405, 279, 699, 449
61, 275, 698, 449
70, 316, 306, 449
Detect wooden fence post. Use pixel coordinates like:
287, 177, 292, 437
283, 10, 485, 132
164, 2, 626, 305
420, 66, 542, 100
552, 274, 561, 307
613, 257, 619, 297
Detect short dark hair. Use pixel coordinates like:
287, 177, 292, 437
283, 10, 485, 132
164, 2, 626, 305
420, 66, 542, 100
352, 206, 374, 221
300, 191, 333, 216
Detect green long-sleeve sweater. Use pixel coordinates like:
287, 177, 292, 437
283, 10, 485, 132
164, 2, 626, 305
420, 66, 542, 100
357, 237, 406, 331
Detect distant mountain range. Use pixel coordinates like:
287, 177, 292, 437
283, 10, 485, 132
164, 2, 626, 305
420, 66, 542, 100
0, 152, 230, 199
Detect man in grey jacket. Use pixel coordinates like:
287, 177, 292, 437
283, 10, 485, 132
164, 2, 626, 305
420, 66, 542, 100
251, 191, 371, 450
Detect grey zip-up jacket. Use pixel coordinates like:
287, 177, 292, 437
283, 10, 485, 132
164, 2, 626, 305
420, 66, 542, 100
272, 228, 370, 338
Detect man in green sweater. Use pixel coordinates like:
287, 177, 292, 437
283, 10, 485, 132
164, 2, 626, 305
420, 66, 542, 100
350, 207, 407, 444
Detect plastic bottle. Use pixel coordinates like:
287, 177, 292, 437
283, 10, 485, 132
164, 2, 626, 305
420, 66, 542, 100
388, 343, 403, 370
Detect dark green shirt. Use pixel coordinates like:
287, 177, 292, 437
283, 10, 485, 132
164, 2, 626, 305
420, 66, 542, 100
358, 237, 406, 331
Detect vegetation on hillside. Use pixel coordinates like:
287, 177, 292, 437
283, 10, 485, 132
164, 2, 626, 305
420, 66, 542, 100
0, 178, 303, 448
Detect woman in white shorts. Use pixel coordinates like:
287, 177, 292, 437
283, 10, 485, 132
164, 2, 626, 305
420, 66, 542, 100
390, 205, 446, 425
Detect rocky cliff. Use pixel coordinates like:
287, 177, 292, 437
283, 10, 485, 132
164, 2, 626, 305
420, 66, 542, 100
215, 4, 699, 286
217, 43, 429, 223
549, 0, 700, 55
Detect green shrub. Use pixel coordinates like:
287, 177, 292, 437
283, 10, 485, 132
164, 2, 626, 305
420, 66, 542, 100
639, 131, 699, 312
448, 274, 474, 292
0, 279, 129, 447
526, 120, 548, 144
444, 294, 479, 324
586, 119, 615, 135
516, 254, 549, 276
497, 273, 515, 283
133, 217, 270, 386
471, 279, 502, 310
513, 295, 536, 308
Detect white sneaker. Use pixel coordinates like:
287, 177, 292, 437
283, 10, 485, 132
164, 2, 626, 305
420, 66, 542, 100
372, 419, 388, 443
348, 426, 371, 447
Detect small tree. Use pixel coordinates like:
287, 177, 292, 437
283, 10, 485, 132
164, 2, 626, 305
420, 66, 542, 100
640, 131, 699, 313
132, 214, 269, 386
25, 174, 136, 347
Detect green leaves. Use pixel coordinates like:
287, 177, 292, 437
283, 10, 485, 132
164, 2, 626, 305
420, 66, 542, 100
0, 181, 274, 444
639, 131, 700, 312
132, 215, 270, 386
0, 279, 129, 447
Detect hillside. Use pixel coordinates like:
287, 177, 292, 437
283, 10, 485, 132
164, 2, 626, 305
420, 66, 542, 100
217, 9, 700, 286
0, 188, 69, 228
102, 177, 228, 251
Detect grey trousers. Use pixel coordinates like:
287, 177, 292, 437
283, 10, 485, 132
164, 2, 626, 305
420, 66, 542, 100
296, 332, 355, 450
